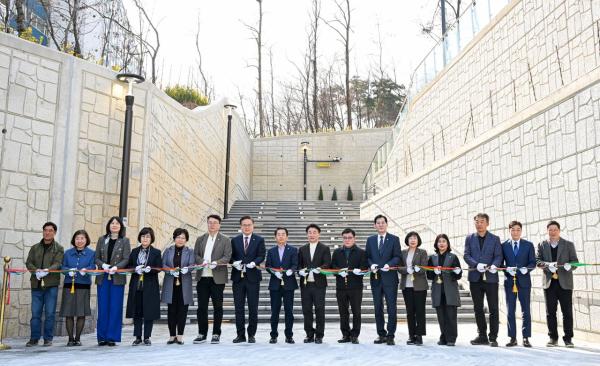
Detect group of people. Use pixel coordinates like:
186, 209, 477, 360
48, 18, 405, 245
23, 212, 578, 349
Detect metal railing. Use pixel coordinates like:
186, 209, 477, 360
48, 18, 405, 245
362, 0, 512, 199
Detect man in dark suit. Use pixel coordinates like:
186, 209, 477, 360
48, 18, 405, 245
501, 220, 535, 348
365, 214, 402, 345
230, 215, 266, 343
464, 213, 503, 347
298, 223, 331, 344
266, 227, 298, 344
536, 220, 579, 348
331, 228, 368, 344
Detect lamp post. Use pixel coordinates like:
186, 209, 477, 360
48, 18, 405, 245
223, 103, 237, 219
300, 141, 342, 201
116, 73, 144, 231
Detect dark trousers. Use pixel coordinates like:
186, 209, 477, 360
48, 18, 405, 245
402, 288, 427, 337
371, 282, 398, 337
196, 277, 225, 336
435, 295, 458, 343
232, 279, 260, 337
470, 280, 499, 340
133, 318, 153, 339
301, 284, 326, 338
544, 280, 573, 341
96, 276, 125, 342
336, 288, 362, 338
505, 282, 531, 338
167, 283, 189, 336
269, 288, 295, 338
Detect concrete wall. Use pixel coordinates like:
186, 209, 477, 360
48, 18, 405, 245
362, 0, 600, 338
252, 128, 392, 201
0, 32, 251, 337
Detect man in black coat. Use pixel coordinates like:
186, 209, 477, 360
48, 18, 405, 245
298, 224, 331, 344
331, 228, 368, 344
230, 216, 266, 343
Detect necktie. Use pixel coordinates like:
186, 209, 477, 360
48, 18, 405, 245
244, 237, 249, 254
378, 236, 384, 253
513, 241, 518, 256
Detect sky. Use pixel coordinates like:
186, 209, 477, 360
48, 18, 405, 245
124, 0, 442, 104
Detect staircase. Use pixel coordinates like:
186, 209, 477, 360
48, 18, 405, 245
159, 200, 475, 324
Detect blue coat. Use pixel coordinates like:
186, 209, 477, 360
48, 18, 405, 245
501, 239, 535, 288
230, 234, 266, 283
366, 233, 401, 287
464, 232, 503, 283
265, 244, 298, 291
62, 247, 96, 285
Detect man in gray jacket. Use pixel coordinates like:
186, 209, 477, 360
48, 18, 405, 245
193, 214, 232, 344
536, 220, 579, 348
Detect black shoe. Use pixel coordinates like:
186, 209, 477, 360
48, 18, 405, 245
26, 339, 39, 347
506, 338, 518, 347
67, 340, 76, 347
143, 339, 151, 346
338, 336, 351, 343
523, 338, 532, 347
248, 336, 256, 344
107, 341, 116, 347
447, 342, 456, 346
351, 337, 359, 344
98, 340, 108, 346
546, 338, 558, 347
374, 336, 387, 344
437, 340, 447, 346
406, 336, 416, 345
176, 339, 184, 345
490, 340, 498, 347
470, 336, 489, 345
315, 337, 323, 344
285, 337, 295, 344
73, 340, 82, 346
564, 339, 574, 348
386, 337, 395, 346
167, 338, 176, 345
194, 334, 207, 344
132, 338, 142, 346
269, 337, 277, 344
415, 335, 423, 345
233, 336, 246, 343
211, 335, 220, 344
43, 339, 52, 346
303, 336, 314, 343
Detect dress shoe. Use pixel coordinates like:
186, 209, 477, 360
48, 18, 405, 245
446, 342, 456, 346
143, 339, 151, 346
97, 340, 108, 346
211, 335, 220, 344
470, 336, 489, 345
523, 338, 532, 347
414, 335, 423, 345
546, 338, 558, 347
107, 341, 116, 346
43, 339, 53, 346
303, 336, 314, 343
285, 337, 295, 344
167, 338, 176, 345
406, 336, 416, 345
193, 334, 207, 344
233, 336, 246, 343
490, 340, 498, 347
132, 338, 142, 346
67, 340, 76, 347
386, 337, 395, 346
506, 338, 518, 347
374, 336, 387, 344
315, 337, 323, 344
338, 336, 351, 343
437, 340, 447, 346
564, 339, 574, 348
248, 336, 256, 343
26, 339, 39, 347
176, 340, 184, 345
351, 337, 359, 344
73, 340, 82, 346
269, 337, 277, 344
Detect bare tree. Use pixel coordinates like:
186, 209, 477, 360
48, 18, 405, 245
325, 0, 352, 130
195, 13, 210, 99
15, 0, 26, 34
243, 0, 265, 136
309, 0, 321, 132
132, 0, 160, 84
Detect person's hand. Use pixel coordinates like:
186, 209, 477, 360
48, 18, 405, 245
143, 266, 151, 273
275, 271, 283, 279
434, 267, 441, 275
406, 266, 414, 274
102, 263, 111, 271
370, 264, 379, 272
171, 270, 180, 277
519, 267, 528, 275
286, 269, 294, 276
352, 268, 362, 275
201, 260, 209, 267
489, 265, 498, 274
548, 262, 557, 273
476, 263, 486, 273
109, 266, 118, 275
381, 264, 390, 272
79, 270, 87, 276
210, 261, 218, 269
506, 267, 516, 276
246, 262, 256, 269
414, 265, 421, 272
180, 267, 189, 274
135, 265, 144, 275
339, 271, 348, 278
232, 260, 243, 270
311, 267, 321, 274
563, 263, 572, 271
68, 268, 77, 277
298, 269, 308, 277
453, 267, 462, 275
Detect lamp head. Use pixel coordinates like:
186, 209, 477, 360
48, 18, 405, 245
224, 104, 237, 117
116, 73, 145, 96
300, 141, 310, 152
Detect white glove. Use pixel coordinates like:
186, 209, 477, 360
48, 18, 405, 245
79, 270, 87, 276
339, 271, 348, 278
489, 265, 498, 274
434, 267, 441, 275
68, 268, 77, 277
143, 266, 151, 273
286, 269, 294, 276
35, 270, 48, 280
414, 265, 421, 272
102, 263, 111, 271
201, 260, 209, 267
476, 263, 486, 273
233, 260, 242, 270
563, 263, 572, 271
370, 264, 379, 272
381, 264, 390, 272
406, 266, 414, 274
170, 270, 180, 277
506, 267, 517, 276
135, 265, 144, 275
180, 267, 189, 274
519, 267, 528, 275
246, 262, 256, 269
311, 267, 321, 274
109, 266, 118, 274
275, 272, 283, 279
210, 261, 218, 269
453, 267, 462, 274
298, 269, 308, 277
548, 262, 557, 273
352, 268, 362, 275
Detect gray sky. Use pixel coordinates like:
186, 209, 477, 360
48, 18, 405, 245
125, 0, 441, 102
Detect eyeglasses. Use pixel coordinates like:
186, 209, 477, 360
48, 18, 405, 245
140, 234, 152, 239
342, 236, 354, 240
175, 235, 187, 240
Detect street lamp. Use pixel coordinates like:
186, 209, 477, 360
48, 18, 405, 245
115, 73, 144, 231
223, 103, 237, 219
300, 141, 342, 201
